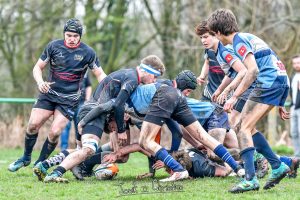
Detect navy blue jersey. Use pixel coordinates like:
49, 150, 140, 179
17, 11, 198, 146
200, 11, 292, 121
40, 39, 100, 100
187, 149, 215, 178
92, 68, 140, 102
203, 49, 225, 100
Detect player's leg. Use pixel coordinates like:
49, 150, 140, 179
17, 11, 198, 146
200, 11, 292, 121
44, 134, 100, 183
8, 107, 53, 172
44, 111, 105, 183
184, 121, 242, 175
33, 149, 75, 181
139, 120, 188, 182
35, 109, 70, 165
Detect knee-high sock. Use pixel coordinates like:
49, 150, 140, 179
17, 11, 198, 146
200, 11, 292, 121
213, 144, 238, 172
278, 155, 292, 168
240, 147, 256, 181
35, 137, 57, 165
155, 148, 184, 172
23, 133, 38, 161
41, 150, 70, 169
252, 131, 281, 169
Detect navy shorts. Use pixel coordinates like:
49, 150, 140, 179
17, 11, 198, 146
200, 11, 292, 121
34, 93, 78, 120
202, 107, 230, 131
144, 85, 196, 127
77, 101, 106, 139
249, 84, 289, 106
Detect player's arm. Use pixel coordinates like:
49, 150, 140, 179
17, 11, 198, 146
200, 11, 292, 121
85, 86, 92, 101
197, 59, 209, 85
113, 87, 133, 144
78, 100, 115, 128
33, 58, 54, 93
212, 75, 233, 102
216, 59, 247, 104
223, 53, 258, 111
103, 143, 152, 163
233, 53, 258, 97
91, 67, 106, 83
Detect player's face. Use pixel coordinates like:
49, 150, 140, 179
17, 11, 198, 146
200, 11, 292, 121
64, 31, 80, 47
292, 57, 300, 72
200, 33, 215, 49
182, 89, 193, 97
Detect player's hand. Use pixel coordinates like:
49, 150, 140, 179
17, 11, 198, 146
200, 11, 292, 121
279, 106, 290, 120
118, 132, 127, 146
223, 96, 237, 113
152, 160, 165, 170
197, 76, 206, 85
102, 153, 118, 163
212, 89, 221, 102
216, 89, 229, 105
136, 172, 154, 179
37, 81, 55, 93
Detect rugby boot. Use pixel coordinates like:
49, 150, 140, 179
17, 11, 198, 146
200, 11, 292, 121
159, 170, 189, 182
229, 177, 260, 193
44, 171, 69, 183
8, 157, 31, 172
263, 162, 290, 190
33, 162, 48, 181
256, 155, 269, 179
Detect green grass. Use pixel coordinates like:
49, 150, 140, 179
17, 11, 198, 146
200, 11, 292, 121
0, 149, 299, 200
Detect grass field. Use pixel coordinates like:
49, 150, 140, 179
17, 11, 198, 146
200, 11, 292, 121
0, 149, 299, 200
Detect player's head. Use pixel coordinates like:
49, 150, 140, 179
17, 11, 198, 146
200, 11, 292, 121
175, 70, 197, 97
171, 150, 192, 171
195, 20, 218, 49
138, 55, 166, 84
207, 9, 239, 39
63, 18, 83, 48
292, 55, 300, 72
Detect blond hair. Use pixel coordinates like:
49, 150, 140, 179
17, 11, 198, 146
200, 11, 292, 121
141, 55, 166, 76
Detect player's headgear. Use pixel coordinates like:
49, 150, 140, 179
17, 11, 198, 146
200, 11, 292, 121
175, 70, 197, 91
64, 18, 83, 37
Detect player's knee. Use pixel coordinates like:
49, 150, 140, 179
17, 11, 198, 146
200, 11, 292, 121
27, 121, 40, 133
138, 137, 146, 148
82, 138, 98, 157
48, 127, 61, 142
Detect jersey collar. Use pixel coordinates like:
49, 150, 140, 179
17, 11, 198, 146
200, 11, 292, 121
136, 67, 141, 84
64, 40, 81, 49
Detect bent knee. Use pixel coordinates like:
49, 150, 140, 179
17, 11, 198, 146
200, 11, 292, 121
27, 122, 40, 133
82, 138, 98, 157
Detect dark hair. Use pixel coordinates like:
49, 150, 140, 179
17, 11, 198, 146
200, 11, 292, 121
207, 8, 239, 36
195, 20, 215, 36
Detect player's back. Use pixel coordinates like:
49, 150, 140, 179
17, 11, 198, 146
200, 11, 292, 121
233, 33, 288, 88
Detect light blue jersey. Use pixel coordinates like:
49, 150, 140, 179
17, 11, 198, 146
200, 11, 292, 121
186, 98, 215, 125
129, 83, 215, 125
216, 42, 238, 79
233, 33, 288, 88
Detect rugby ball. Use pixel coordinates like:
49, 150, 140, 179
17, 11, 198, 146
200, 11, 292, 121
94, 163, 119, 180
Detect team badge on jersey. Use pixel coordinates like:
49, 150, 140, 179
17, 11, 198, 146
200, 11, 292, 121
225, 54, 233, 63
238, 45, 247, 57
74, 54, 83, 61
